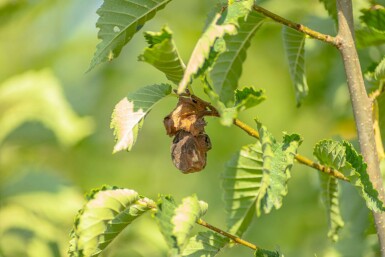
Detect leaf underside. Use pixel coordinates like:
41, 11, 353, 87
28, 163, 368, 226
282, 26, 308, 106
139, 26, 185, 85
69, 186, 155, 257
89, 0, 173, 71
110, 83, 172, 153
155, 195, 208, 255
313, 140, 385, 213
182, 231, 229, 257
222, 123, 301, 236
177, 0, 255, 94
210, 11, 265, 106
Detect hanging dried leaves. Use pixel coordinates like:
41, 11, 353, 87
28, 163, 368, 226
164, 93, 217, 173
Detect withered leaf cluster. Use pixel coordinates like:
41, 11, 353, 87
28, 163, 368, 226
164, 95, 213, 173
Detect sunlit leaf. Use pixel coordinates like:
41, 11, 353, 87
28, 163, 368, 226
204, 84, 265, 126
282, 27, 308, 106
318, 0, 337, 24
89, 0, 173, 71
182, 231, 229, 257
360, 7, 385, 32
177, 0, 254, 94
210, 12, 265, 106
138, 26, 185, 85
155, 195, 208, 255
69, 186, 155, 257
254, 248, 281, 257
222, 123, 301, 236
0, 69, 94, 146
343, 141, 385, 212
313, 140, 385, 212
356, 27, 385, 47
374, 56, 385, 80
111, 83, 172, 153
319, 174, 344, 242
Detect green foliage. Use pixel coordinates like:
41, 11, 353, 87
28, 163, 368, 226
155, 195, 208, 255
254, 248, 281, 257
356, 7, 385, 47
360, 7, 385, 32
177, 0, 254, 93
210, 12, 265, 106
89, 0, 173, 71
313, 140, 385, 213
204, 84, 266, 126
374, 56, 385, 80
222, 123, 301, 236
318, 0, 337, 24
0, 69, 94, 146
282, 27, 308, 106
110, 83, 172, 153
69, 186, 155, 257
138, 26, 185, 85
319, 174, 344, 242
182, 231, 229, 257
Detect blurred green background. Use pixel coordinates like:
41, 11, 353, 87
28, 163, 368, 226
0, 0, 384, 257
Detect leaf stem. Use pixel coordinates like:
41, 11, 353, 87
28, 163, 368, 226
233, 119, 350, 182
196, 219, 257, 250
253, 4, 339, 46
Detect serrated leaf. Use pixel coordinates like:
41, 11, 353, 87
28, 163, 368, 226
282, 27, 308, 106
319, 174, 344, 242
254, 248, 282, 257
360, 7, 385, 32
234, 87, 266, 110
204, 83, 265, 126
155, 195, 208, 255
138, 26, 185, 85
111, 83, 172, 153
343, 141, 385, 212
89, 0, 173, 71
374, 56, 385, 80
313, 139, 385, 212
356, 27, 385, 48
69, 186, 155, 257
210, 12, 265, 106
177, 0, 254, 94
182, 231, 229, 257
0, 69, 94, 146
318, 0, 337, 24
222, 124, 301, 236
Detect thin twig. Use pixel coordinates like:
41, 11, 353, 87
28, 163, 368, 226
196, 219, 257, 250
233, 119, 350, 182
253, 4, 339, 47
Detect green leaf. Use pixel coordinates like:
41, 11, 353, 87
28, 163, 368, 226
89, 0, 173, 71
343, 141, 385, 212
177, 0, 254, 94
138, 26, 185, 85
204, 83, 265, 126
356, 27, 385, 47
360, 7, 385, 32
313, 140, 385, 212
319, 174, 344, 242
254, 248, 281, 257
69, 186, 155, 257
155, 195, 208, 255
210, 12, 265, 106
374, 56, 385, 80
318, 0, 337, 24
222, 124, 301, 236
182, 231, 229, 257
0, 69, 94, 146
282, 27, 308, 106
111, 83, 172, 153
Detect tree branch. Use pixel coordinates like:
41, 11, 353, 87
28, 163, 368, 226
253, 4, 339, 46
196, 219, 257, 250
336, 0, 385, 255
